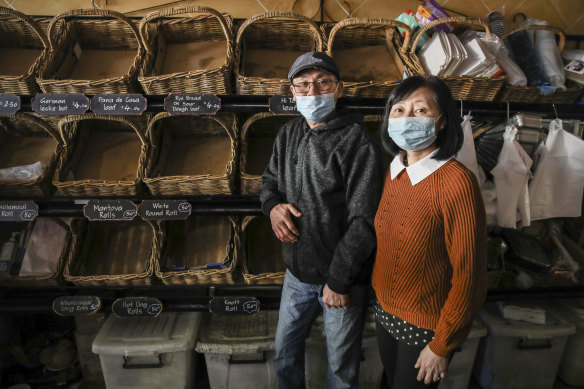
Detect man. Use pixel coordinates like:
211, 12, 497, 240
261, 52, 382, 389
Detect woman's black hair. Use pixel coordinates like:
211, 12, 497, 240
380, 75, 463, 161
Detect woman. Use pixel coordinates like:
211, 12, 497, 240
372, 75, 487, 388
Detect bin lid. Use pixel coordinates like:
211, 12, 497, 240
549, 299, 584, 330
479, 302, 576, 338
195, 310, 278, 354
92, 312, 202, 356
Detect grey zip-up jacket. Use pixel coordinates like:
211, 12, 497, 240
260, 111, 382, 294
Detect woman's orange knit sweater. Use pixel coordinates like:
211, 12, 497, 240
372, 159, 487, 358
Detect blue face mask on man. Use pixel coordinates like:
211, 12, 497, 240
387, 116, 439, 151
295, 93, 336, 123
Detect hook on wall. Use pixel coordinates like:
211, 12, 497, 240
506, 101, 510, 124
552, 104, 559, 119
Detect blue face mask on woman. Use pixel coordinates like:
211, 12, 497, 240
387, 116, 438, 151
295, 93, 336, 123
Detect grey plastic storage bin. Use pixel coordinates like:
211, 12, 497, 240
195, 310, 278, 389
92, 312, 202, 389
438, 318, 487, 389
473, 302, 576, 389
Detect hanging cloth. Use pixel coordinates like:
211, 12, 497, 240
529, 119, 584, 220
456, 115, 483, 185
490, 125, 533, 228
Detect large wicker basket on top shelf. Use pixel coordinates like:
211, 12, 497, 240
138, 6, 234, 94
498, 24, 583, 104
235, 12, 324, 95
0, 113, 63, 197
53, 114, 149, 196
37, 9, 145, 93
144, 112, 238, 195
409, 16, 505, 101
326, 18, 413, 98
0, 6, 50, 94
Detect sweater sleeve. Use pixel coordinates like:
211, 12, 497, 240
260, 129, 284, 216
428, 168, 487, 358
326, 141, 382, 294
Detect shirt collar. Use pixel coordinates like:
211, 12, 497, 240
390, 149, 452, 185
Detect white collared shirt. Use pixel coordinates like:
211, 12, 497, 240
390, 149, 453, 185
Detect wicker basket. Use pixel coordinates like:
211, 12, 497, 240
240, 216, 284, 285
409, 17, 505, 101
37, 9, 145, 94
53, 114, 149, 196
144, 112, 237, 195
155, 215, 237, 285
0, 113, 63, 197
64, 218, 159, 286
138, 6, 234, 94
0, 218, 71, 287
235, 12, 324, 95
498, 24, 583, 104
326, 18, 413, 97
240, 112, 292, 195
0, 7, 50, 94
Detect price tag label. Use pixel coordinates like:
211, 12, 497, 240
53, 296, 101, 316
0, 94, 20, 114
164, 93, 221, 115
139, 200, 191, 220
269, 95, 298, 115
209, 297, 260, 315
112, 297, 163, 318
32, 93, 89, 115
83, 200, 137, 221
91, 94, 147, 115
0, 201, 38, 221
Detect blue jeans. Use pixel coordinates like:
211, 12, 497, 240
274, 269, 369, 389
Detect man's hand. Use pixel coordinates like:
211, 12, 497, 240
415, 345, 448, 384
322, 284, 350, 309
269, 203, 302, 243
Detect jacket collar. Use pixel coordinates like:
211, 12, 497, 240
390, 149, 452, 185
307, 109, 363, 132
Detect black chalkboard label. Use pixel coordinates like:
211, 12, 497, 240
83, 200, 137, 221
112, 297, 163, 318
91, 94, 147, 115
32, 93, 89, 115
139, 200, 191, 220
53, 296, 101, 316
0, 201, 38, 221
0, 94, 20, 115
209, 297, 260, 315
269, 95, 298, 115
164, 93, 221, 115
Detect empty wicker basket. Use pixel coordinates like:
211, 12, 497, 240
0, 6, 50, 94
240, 112, 292, 195
235, 12, 324, 95
37, 9, 145, 93
240, 216, 285, 285
0, 113, 63, 197
53, 114, 149, 196
155, 215, 237, 285
64, 218, 159, 286
498, 24, 583, 104
144, 112, 237, 195
409, 17, 505, 102
326, 18, 412, 98
138, 6, 234, 94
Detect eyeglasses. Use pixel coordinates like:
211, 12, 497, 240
292, 79, 339, 94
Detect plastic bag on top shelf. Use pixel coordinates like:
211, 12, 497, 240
0, 161, 43, 181
529, 119, 584, 220
455, 115, 482, 183
415, 0, 456, 33
533, 19, 566, 90
490, 125, 533, 229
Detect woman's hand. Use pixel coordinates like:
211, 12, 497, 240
269, 203, 302, 242
415, 345, 448, 384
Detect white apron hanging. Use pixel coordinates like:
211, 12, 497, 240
456, 115, 482, 184
529, 119, 584, 220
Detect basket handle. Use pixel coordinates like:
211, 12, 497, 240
501, 24, 565, 53
47, 8, 144, 52
236, 12, 324, 52
139, 6, 232, 55
327, 18, 412, 55
58, 113, 147, 148
0, 6, 50, 50
410, 16, 491, 54
11, 113, 63, 146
